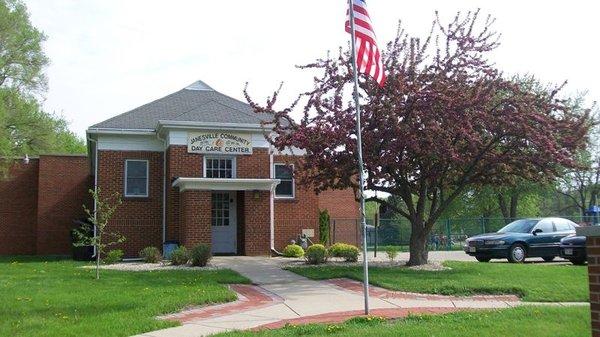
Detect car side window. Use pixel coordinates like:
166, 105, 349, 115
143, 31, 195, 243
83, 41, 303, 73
534, 220, 554, 233
554, 219, 572, 232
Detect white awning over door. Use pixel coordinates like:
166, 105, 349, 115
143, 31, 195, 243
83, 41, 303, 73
172, 177, 280, 192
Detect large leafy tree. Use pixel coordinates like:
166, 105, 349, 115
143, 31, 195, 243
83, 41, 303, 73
246, 11, 593, 265
0, 0, 48, 92
0, 0, 84, 169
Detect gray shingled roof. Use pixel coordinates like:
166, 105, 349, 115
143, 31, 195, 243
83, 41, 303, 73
90, 80, 272, 130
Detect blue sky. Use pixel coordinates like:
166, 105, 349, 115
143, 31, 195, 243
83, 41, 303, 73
26, 0, 599, 137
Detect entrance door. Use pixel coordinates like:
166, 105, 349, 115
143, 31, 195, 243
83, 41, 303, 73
211, 191, 237, 254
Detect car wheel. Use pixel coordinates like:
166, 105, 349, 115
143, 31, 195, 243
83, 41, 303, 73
475, 255, 491, 262
542, 256, 555, 262
507, 244, 526, 263
569, 258, 586, 265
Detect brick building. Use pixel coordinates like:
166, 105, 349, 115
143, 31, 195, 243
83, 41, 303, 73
84, 80, 359, 257
0, 155, 92, 255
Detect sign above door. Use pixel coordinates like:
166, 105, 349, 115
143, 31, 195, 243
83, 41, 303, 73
188, 131, 253, 155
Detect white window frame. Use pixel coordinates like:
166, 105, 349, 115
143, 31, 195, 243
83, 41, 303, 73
274, 163, 295, 199
203, 156, 236, 179
124, 159, 149, 197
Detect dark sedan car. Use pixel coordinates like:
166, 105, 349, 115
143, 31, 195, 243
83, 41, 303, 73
559, 235, 587, 265
464, 218, 578, 263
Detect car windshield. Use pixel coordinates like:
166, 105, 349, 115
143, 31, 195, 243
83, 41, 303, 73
498, 219, 539, 233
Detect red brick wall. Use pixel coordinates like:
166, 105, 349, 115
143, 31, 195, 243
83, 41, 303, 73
237, 148, 269, 178
97, 150, 163, 257
36, 155, 92, 254
318, 189, 360, 246
179, 190, 211, 248
318, 189, 360, 219
272, 157, 360, 250
0, 159, 39, 255
166, 145, 203, 243
92, 146, 361, 256
0, 156, 92, 256
586, 236, 600, 336
274, 186, 320, 251
244, 190, 271, 255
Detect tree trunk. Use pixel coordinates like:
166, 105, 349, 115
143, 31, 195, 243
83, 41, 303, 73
497, 194, 509, 224
407, 222, 429, 266
509, 194, 518, 220
498, 192, 519, 224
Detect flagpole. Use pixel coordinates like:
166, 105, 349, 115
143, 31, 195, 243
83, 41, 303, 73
347, 0, 370, 315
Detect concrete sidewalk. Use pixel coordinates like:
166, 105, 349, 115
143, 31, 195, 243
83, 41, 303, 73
136, 257, 398, 337
133, 256, 574, 337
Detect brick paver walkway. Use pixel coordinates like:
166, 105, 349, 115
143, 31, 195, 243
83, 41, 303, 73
134, 257, 588, 337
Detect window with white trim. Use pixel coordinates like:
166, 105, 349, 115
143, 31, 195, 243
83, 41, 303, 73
274, 164, 294, 198
204, 157, 235, 178
124, 160, 149, 197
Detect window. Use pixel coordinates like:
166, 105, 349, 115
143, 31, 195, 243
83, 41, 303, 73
124, 160, 148, 197
534, 219, 555, 233
274, 164, 294, 198
555, 219, 576, 232
211, 192, 230, 227
204, 157, 235, 178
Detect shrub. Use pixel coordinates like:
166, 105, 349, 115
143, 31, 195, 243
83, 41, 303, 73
282, 244, 304, 258
329, 243, 360, 262
305, 244, 327, 264
103, 249, 123, 264
170, 246, 189, 265
190, 244, 212, 267
139, 246, 162, 263
385, 246, 400, 262
318, 209, 330, 244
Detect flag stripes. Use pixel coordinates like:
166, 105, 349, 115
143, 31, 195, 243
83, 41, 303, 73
345, 0, 385, 86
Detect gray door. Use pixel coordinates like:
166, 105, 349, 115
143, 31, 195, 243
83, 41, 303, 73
211, 191, 237, 254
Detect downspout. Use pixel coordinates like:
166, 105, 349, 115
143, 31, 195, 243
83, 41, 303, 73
269, 147, 281, 256
156, 131, 167, 244
86, 136, 98, 257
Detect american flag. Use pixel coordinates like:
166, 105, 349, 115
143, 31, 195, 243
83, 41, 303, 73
345, 0, 386, 86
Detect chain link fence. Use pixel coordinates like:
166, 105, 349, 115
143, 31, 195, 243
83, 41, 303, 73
328, 215, 598, 251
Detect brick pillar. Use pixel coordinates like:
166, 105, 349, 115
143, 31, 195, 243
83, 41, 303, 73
179, 190, 211, 248
578, 226, 600, 337
244, 190, 271, 256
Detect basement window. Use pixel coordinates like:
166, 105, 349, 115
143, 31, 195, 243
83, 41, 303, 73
274, 164, 294, 198
124, 160, 149, 197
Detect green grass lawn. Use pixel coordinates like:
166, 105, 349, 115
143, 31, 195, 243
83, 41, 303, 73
0, 256, 250, 337
288, 261, 588, 302
215, 306, 590, 337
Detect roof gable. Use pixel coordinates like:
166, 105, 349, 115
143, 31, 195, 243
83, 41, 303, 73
90, 81, 271, 130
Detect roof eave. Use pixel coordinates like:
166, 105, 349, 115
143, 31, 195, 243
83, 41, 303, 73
86, 128, 156, 135
156, 120, 273, 134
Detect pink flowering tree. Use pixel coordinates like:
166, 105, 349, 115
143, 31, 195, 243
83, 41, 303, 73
245, 11, 593, 265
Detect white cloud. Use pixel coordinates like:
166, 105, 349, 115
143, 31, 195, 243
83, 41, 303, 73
25, 0, 600, 137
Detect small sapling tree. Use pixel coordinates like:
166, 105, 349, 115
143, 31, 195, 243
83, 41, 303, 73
73, 188, 124, 279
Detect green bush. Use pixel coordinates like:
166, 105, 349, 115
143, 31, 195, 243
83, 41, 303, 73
282, 244, 305, 258
139, 246, 162, 263
329, 243, 360, 262
305, 244, 327, 264
190, 244, 212, 267
103, 249, 123, 264
319, 209, 330, 244
170, 246, 189, 266
385, 246, 400, 262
